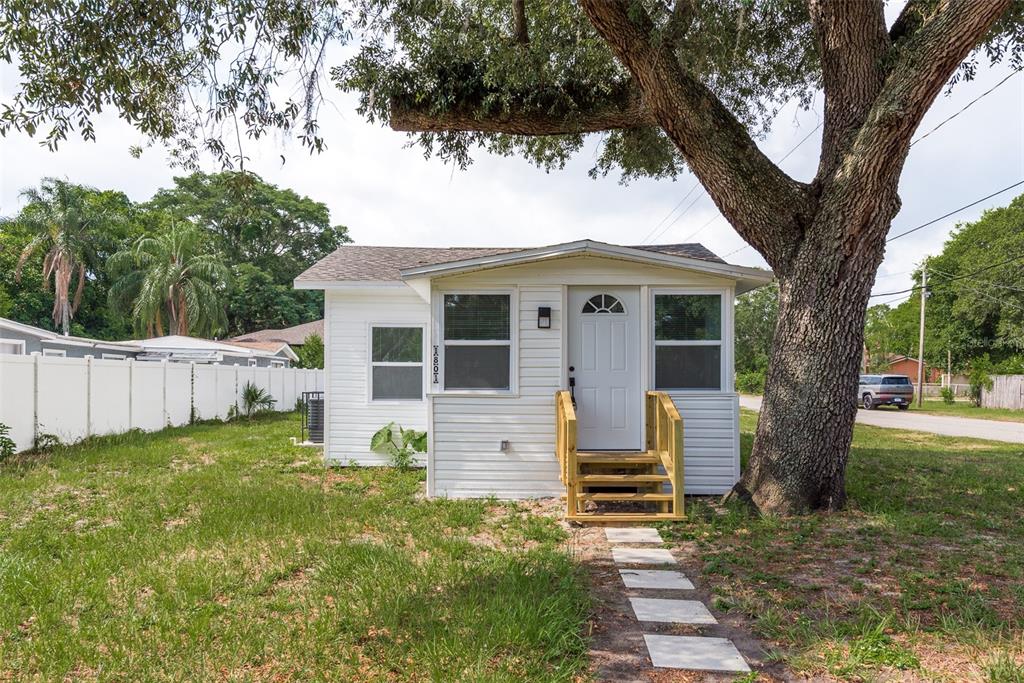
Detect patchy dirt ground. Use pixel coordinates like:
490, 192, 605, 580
529, 496, 800, 682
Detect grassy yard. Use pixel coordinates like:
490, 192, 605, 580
906, 400, 1024, 423
0, 414, 589, 681
664, 411, 1024, 682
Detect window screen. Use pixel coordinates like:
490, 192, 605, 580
654, 294, 723, 390
443, 294, 512, 390
371, 327, 423, 400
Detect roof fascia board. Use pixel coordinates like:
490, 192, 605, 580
399, 240, 773, 283
293, 279, 409, 291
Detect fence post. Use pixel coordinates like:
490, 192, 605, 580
162, 359, 169, 428
31, 352, 40, 447
127, 358, 134, 430
85, 355, 93, 438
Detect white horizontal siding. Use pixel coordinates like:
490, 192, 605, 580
431, 285, 563, 498
325, 289, 429, 465
669, 393, 740, 494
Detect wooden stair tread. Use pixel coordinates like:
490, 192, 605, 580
577, 473, 669, 483
577, 451, 661, 464
567, 512, 685, 522
577, 492, 673, 501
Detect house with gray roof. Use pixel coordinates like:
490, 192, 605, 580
295, 239, 772, 520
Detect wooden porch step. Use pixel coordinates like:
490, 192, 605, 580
577, 451, 661, 465
566, 512, 685, 523
577, 492, 673, 502
577, 473, 670, 484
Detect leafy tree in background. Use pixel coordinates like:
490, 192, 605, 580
3, 178, 131, 335
864, 194, 1024, 374
226, 264, 308, 337
4, 1, 1024, 513
296, 333, 325, 370
108, 221, 231, 337
146, 172, 350, 286
734, 284, 779, 377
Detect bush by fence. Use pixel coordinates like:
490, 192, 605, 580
0, 354, 324, 453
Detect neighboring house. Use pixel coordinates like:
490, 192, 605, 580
295, 239, 773, 500
124, 335, 297, 367
0, 317, 140, 359
885, 355, 941, 383
231, 319, 324, 349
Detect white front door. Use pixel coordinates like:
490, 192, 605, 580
568, 287, 642, 451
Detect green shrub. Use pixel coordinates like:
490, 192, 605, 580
736, 370, 766, 394
0, 423, 15, 461
370, 422, 427, 470
940, 386, 956, 404
240, 381, 276, 417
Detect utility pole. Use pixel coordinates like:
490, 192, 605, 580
916, 260, 928, 407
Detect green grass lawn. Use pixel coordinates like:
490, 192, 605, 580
906, 400, 1024, 423
664, 411, 1024, 681
0, 414, 589, 681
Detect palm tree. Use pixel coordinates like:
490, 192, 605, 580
108, 222, 230, 338
10, 178, 114, 335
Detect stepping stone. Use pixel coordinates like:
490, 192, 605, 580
644, 634, 750, 672
629, 597, 717, 624
619, 569, 694, 590
611, 547, 676, 566
605, 527, 663, 544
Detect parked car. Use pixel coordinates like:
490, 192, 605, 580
858, 374, 914, 410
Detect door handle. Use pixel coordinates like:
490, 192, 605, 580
568, 366, 576, 408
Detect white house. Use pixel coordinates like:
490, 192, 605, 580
295, 240, 771, 506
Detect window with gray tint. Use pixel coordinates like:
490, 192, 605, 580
443, 294, 511, 390
655, 346, 722, 389
654, 294, 723, 390
371, 327, 423, 400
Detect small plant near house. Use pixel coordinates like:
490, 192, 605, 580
0, 423, 16, 462
33, 432, 62, 452
370, 422, 426, 470
240, 381, 275, 417
940, 386, 956, 405
967, 360, 994, 407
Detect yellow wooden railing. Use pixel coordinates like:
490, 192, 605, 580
555, 390, 578, 516
645, 391, 685, 517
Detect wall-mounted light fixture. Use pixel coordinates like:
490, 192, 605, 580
537, 306, 552, 329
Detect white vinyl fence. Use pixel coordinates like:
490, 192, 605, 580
0, 353, 324, 453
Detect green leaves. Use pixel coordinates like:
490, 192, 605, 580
370, 422, 427, 470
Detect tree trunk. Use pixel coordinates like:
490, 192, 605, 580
732, 192, 898, 514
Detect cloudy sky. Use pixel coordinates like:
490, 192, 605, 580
1, 45, 1022, 303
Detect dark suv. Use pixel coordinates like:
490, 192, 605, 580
858, 374, 914, 410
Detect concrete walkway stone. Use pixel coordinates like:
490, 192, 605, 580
629, 597, 717, 624
644, 635, 751, 672
605, 527, 664, 544
619, 569, 694, 590
611, 547, 676, 566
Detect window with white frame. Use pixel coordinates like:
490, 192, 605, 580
442, 294, 511, 390
370, 326, 423, 400
42, 348, 67, 357
270, 359, 286, 368
653, 293, 723, 390
247, 358, 258, 367
0, 339, 26, 355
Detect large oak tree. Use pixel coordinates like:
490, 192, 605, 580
2, 0, 1022, 513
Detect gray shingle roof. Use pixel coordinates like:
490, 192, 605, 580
231, 319, 324, 345
295, 243, 725, 283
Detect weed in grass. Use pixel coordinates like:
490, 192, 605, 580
985, 652, 1024, 683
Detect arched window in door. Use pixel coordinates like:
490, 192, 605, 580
581, 294, 625, 314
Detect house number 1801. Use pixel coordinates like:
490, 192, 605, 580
432, 345, 439, 384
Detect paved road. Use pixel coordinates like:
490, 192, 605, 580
737, 395, 1024, 444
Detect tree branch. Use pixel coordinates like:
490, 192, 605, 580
389, 89, 654, 135
808, 0, 891, 180
578, 0, 814, 269
512, 0, 528, 45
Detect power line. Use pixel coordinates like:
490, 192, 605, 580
641, 181, 702, 244
930, 266, 1024, 294
869, 252, 1024, 297
910, 68, 1022, 148
647, 192, 704, 244
886, 180, 1024, 242
776, 122, 822, 164
681, 214, 722, 244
